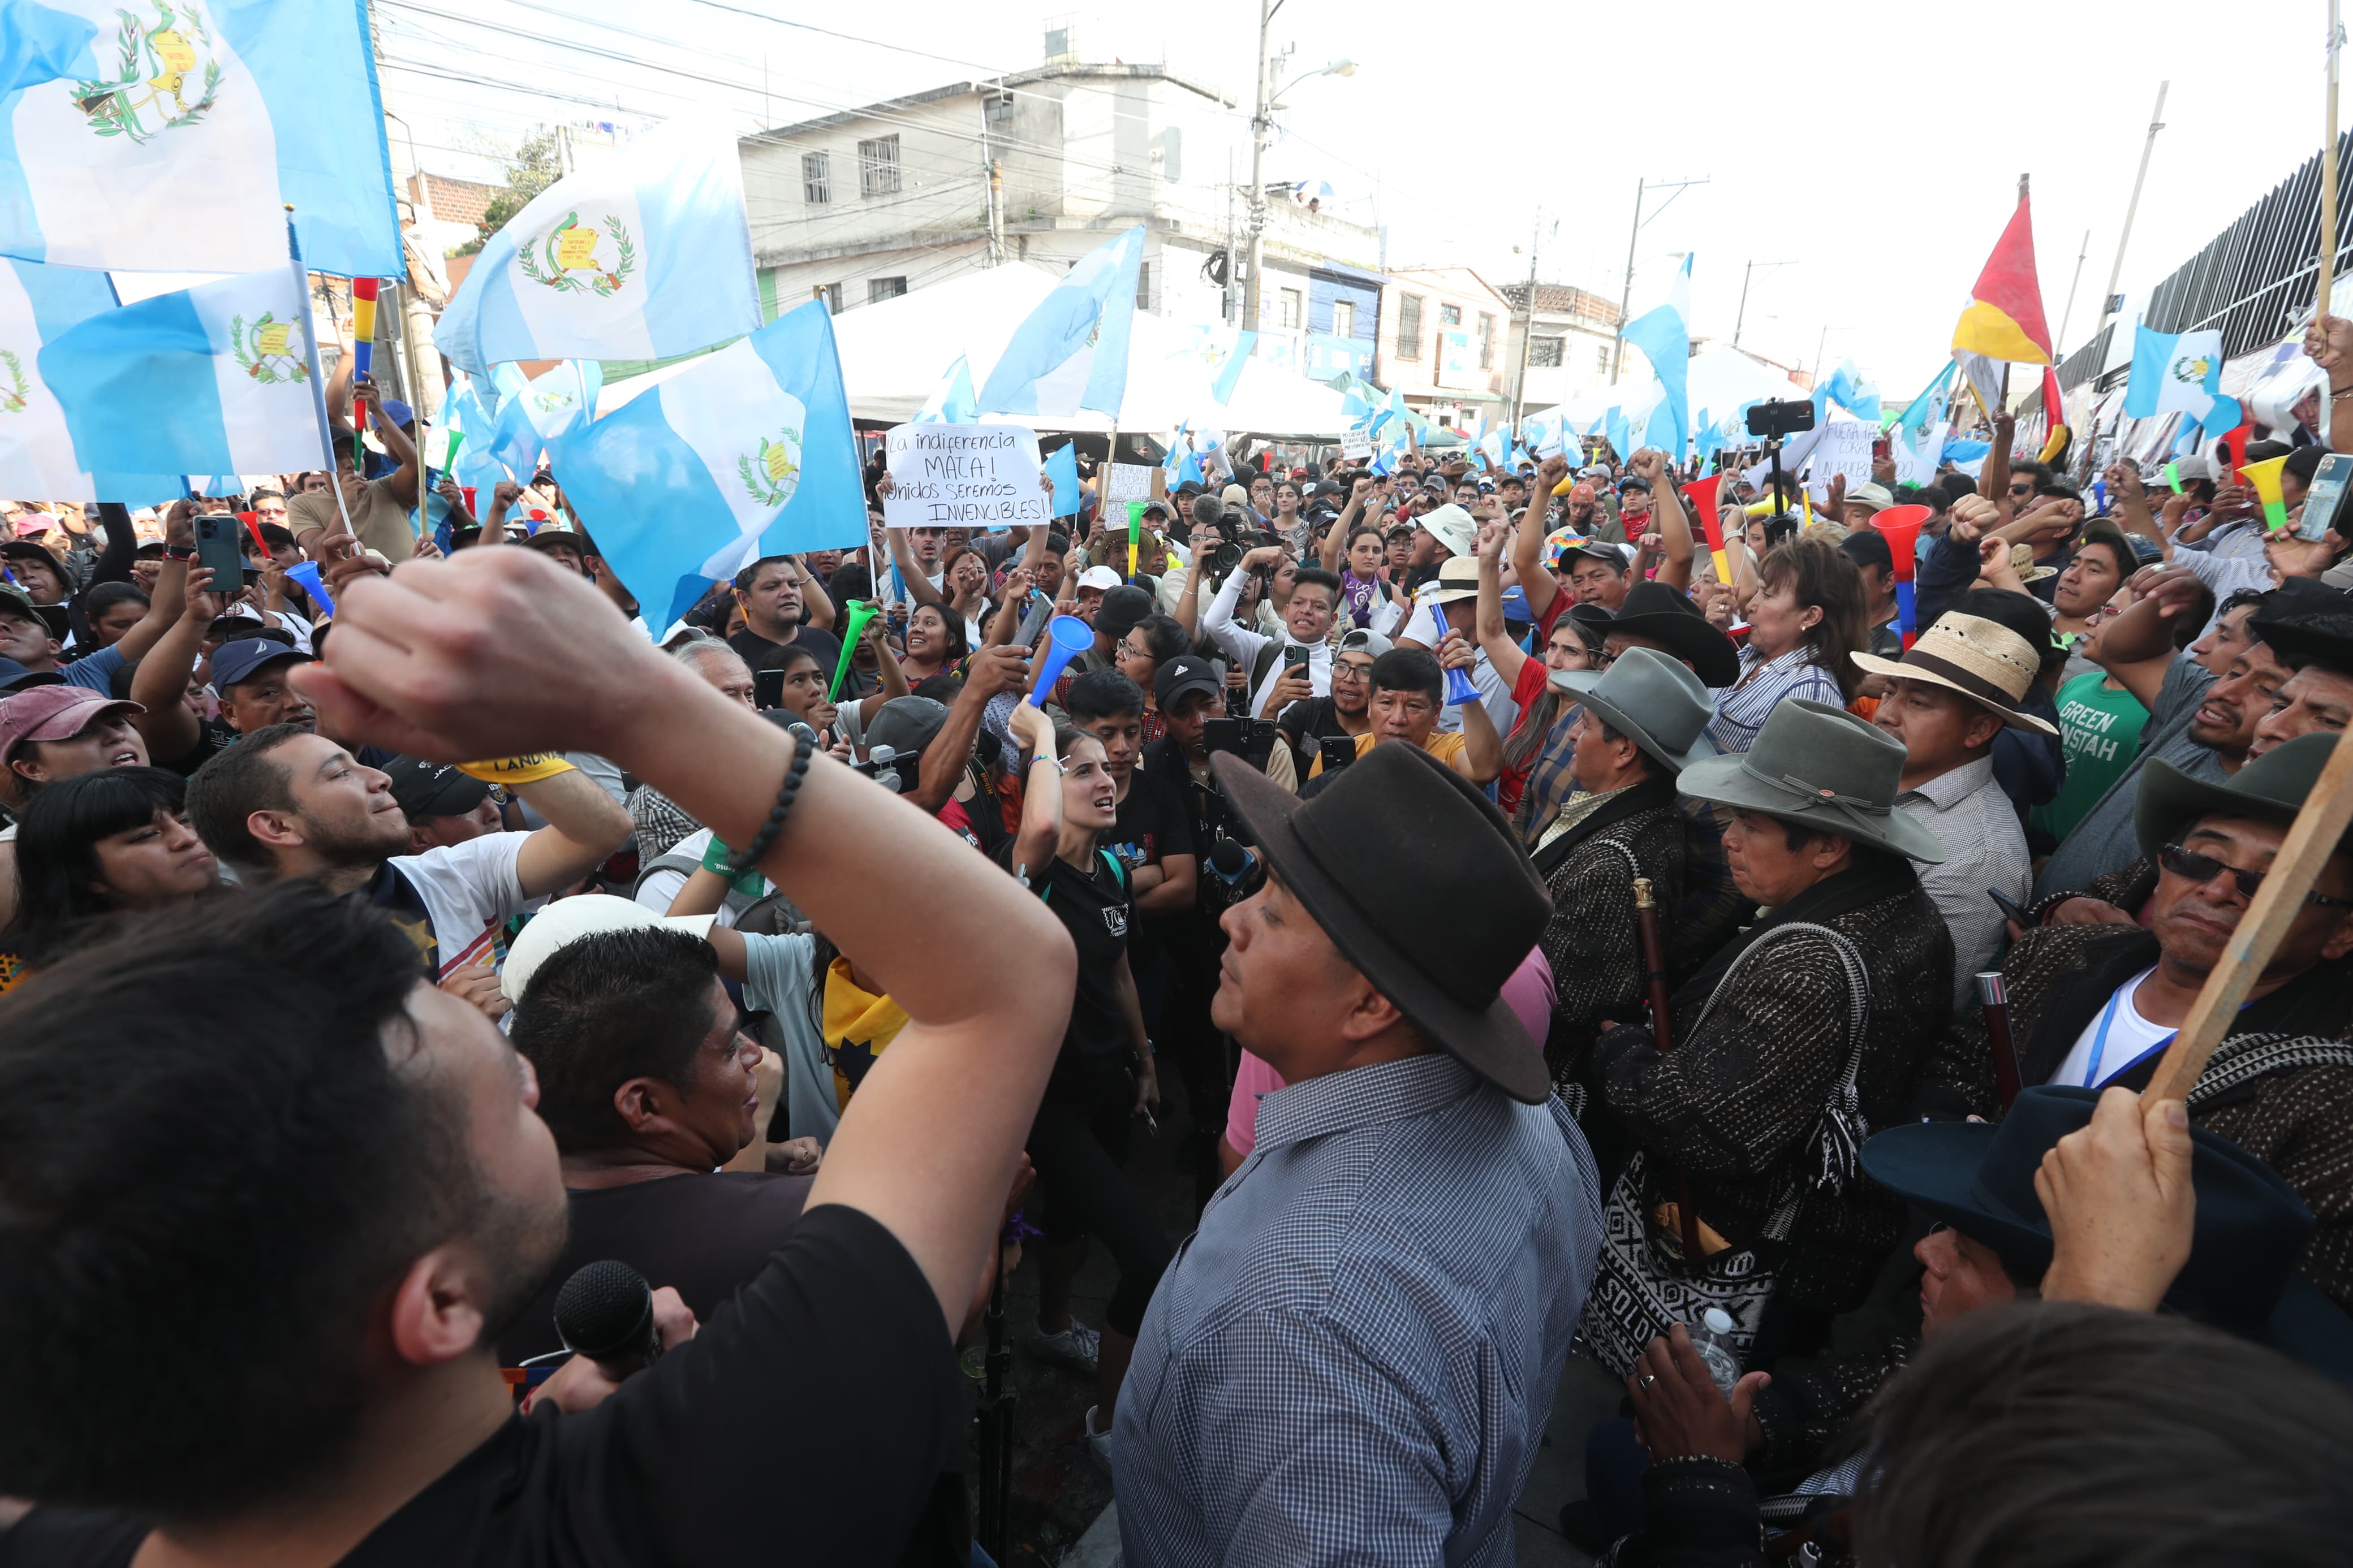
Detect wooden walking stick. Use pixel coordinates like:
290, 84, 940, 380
2148, 725, 2353, 1101
1634, 878, 1705, 1261
1977, 971, 2025, 1112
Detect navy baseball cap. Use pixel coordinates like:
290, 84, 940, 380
210, 636, 312, 691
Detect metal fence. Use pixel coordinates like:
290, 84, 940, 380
2054, 127, 2353, 398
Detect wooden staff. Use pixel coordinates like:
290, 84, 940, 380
2149, 725, 2353, 1100
1634, 878, 1705, 1262
1976, 971, 2024, 1112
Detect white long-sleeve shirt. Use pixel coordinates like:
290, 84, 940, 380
1204, 570, 1401, 720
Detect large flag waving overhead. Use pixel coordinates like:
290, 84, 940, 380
434, 118, 760, 388
40, 260, 326, 482
0, 0, 399, 277
0, 258, 178, 499
1622, 254, 1693, 456
487, 361, 600, 481
976, 225, 1144, 421
550, 298, 864, 630
2123, 323, 2232, 426
1950, 188, 2053, 416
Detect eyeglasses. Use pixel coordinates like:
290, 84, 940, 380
1331, 659, 1373, 681
2159, 842, 2353, 907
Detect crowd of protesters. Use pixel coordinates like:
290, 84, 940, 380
3, 321, 2353, 1568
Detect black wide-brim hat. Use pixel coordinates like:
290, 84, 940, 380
1212, 744, 1554, 1102
1604, 580, 1741, 688
1862, 1086, 2353, 1380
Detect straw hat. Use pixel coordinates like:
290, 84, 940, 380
1852, 612, 2059, 736
2009, 542, 2057, 584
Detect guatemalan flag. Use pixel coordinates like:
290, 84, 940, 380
976, 225, 1144, 421
434, 118, 761, 392
0, 0, 400, 277
1622, 253, 1693, 457
488, 361, 601, 481
38, 259, 326, 483
549, 298, 866, 629
0, 258, 179, 500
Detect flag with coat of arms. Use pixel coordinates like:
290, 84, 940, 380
434, 118, 761, 395
0, 0, 400, 277
549, 298, 865, 629
2123, 323, 2239, 431
0, 257, 180, 500
488, 360, 601, 481
976, 225, 1144, 421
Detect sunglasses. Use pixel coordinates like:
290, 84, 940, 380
2160, 842, 2353, 907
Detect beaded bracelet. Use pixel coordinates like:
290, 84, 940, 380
724, 729, 812, 879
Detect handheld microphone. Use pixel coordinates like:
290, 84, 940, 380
1206, 836, 1255, 891
553, 1259, 665, 1380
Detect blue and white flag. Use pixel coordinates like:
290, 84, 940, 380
1895, 361, 1958, 443
2124, 322, 2227, 423
976, 225, 1144, 420
1176, 323, 1256, 406
441, 378, 506, 500
488, 360, 600, 481
549, 298, 865, 629
1043, 442, 1081, 517
0, 0, 399, 277
434, 118, 760, 388
1824, 360, 1881, 422
1605, 405, 1631, 464
914, 356, 977, 424
0, 257, 177, 500
1622, 254, 1693, 456
40, 260, 325, 482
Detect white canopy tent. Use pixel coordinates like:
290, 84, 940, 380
1526, 344, 1815, 447
598, 261, 1353, 438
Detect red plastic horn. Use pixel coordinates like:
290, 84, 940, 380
1872, 504, 1932, 581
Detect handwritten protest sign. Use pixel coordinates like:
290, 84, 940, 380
882, 423, 1049, 530
1341, 418, 1373, 460
1811, 420, 1876, 500
1102, 462, 1158, 504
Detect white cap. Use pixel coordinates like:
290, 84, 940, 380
1075, 564, 1123, 591
500, 893, 718, 1004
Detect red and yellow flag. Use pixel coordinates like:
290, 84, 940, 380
1951, 193, 2053, 366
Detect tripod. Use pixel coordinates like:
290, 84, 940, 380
975, 1247, 1018, 1562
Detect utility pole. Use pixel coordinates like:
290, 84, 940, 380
2095, 81, 2168, 345
1611, 174, 1706, 383
1242, 0, 1277, 337
1223, 149, 1239, 325
2054, 227, 2091, 358
1509, 210, 1542, 428
1733, 258, 1793, 349
980, 80, 1003, 266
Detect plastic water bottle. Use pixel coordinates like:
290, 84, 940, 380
1687, 1308, 1742, 1394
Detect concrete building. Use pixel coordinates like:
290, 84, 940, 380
1497, 282, 1624, 416
734, 51, 1384, 382
1376, 266, 1516, 424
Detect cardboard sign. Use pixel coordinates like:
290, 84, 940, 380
1102, 461, 1158, 504
1812, 420, 1876, 501
1341, 419, 1374, 460
882, 422, 1049, 530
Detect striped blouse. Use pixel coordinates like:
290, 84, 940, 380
1706, 643, 1845, 754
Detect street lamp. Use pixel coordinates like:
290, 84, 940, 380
1243, 4, 1355, 336
1733, 259, 1794, 349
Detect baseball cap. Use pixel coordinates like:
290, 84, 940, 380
521, 516, 594, 554
1221, 483, 1249, 506
209, 636, 313, 691
0, 656, 62, 693
1075, 564, 1122, 593
1154, 653, 1223, 711
1618, 476, 1652, 495
381, 755, 493, 822
499, 893, 716, 1005
865, 696, 951, 760
1337, 627, 1393, 658
0, 685, 143, 767
1096, 585, 1155, 643
1843, 481, 1894, 515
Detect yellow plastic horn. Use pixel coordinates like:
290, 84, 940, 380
1743, 497, 1779, 516
1553, 475, 1575, 496
2240, 453, 2292, 532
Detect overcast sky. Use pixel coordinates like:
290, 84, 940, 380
380, 0, 2336, 400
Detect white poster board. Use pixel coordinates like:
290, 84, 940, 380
1341, 418, 1374, 460
1102, 462, 1157, 504
1810, 421, 1876, 502
882, 423, 1049, 530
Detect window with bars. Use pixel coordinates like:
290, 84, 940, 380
1395, 293, 1423, 358
1440, 303, 1461, 326
1279, 287, 1303, 329
857, 135, 900, 198
1528, 335, 1565, 367
1597, 344, 1613, 374
869, 276, 907, 303
801, 152, 830, 204
1477, 312, 1494, 369
1136, 260, 1152, 310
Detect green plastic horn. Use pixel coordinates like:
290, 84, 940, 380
830, 599, 881, 700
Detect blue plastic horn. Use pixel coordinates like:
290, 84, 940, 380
1028, 614, 1094, 707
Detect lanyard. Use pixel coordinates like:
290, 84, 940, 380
2083, 977, 2249, 1087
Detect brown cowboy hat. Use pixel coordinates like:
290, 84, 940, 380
1211, 744, 1553, 1102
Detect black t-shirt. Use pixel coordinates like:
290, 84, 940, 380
729, 624, 843, 677
2, 1204, 968, 1568
1105, 770, 1193, 963
495, 1171, 814, 1364
993, 840, 1131, 1074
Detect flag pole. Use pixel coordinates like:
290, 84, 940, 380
286, 205, 358, 547
2319, 0, 2343, 325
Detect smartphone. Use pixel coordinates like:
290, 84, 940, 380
1987, 886, 2031, 926
753, 667, 786, 710
1203, 716, 1243, 757
193, 512, 244, 587
1283, 644, 1313, 677
1318, 736, 1358, 774
2299, 452, 2353, 542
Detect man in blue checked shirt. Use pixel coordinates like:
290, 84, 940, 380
1114, 744, 1602, 1566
